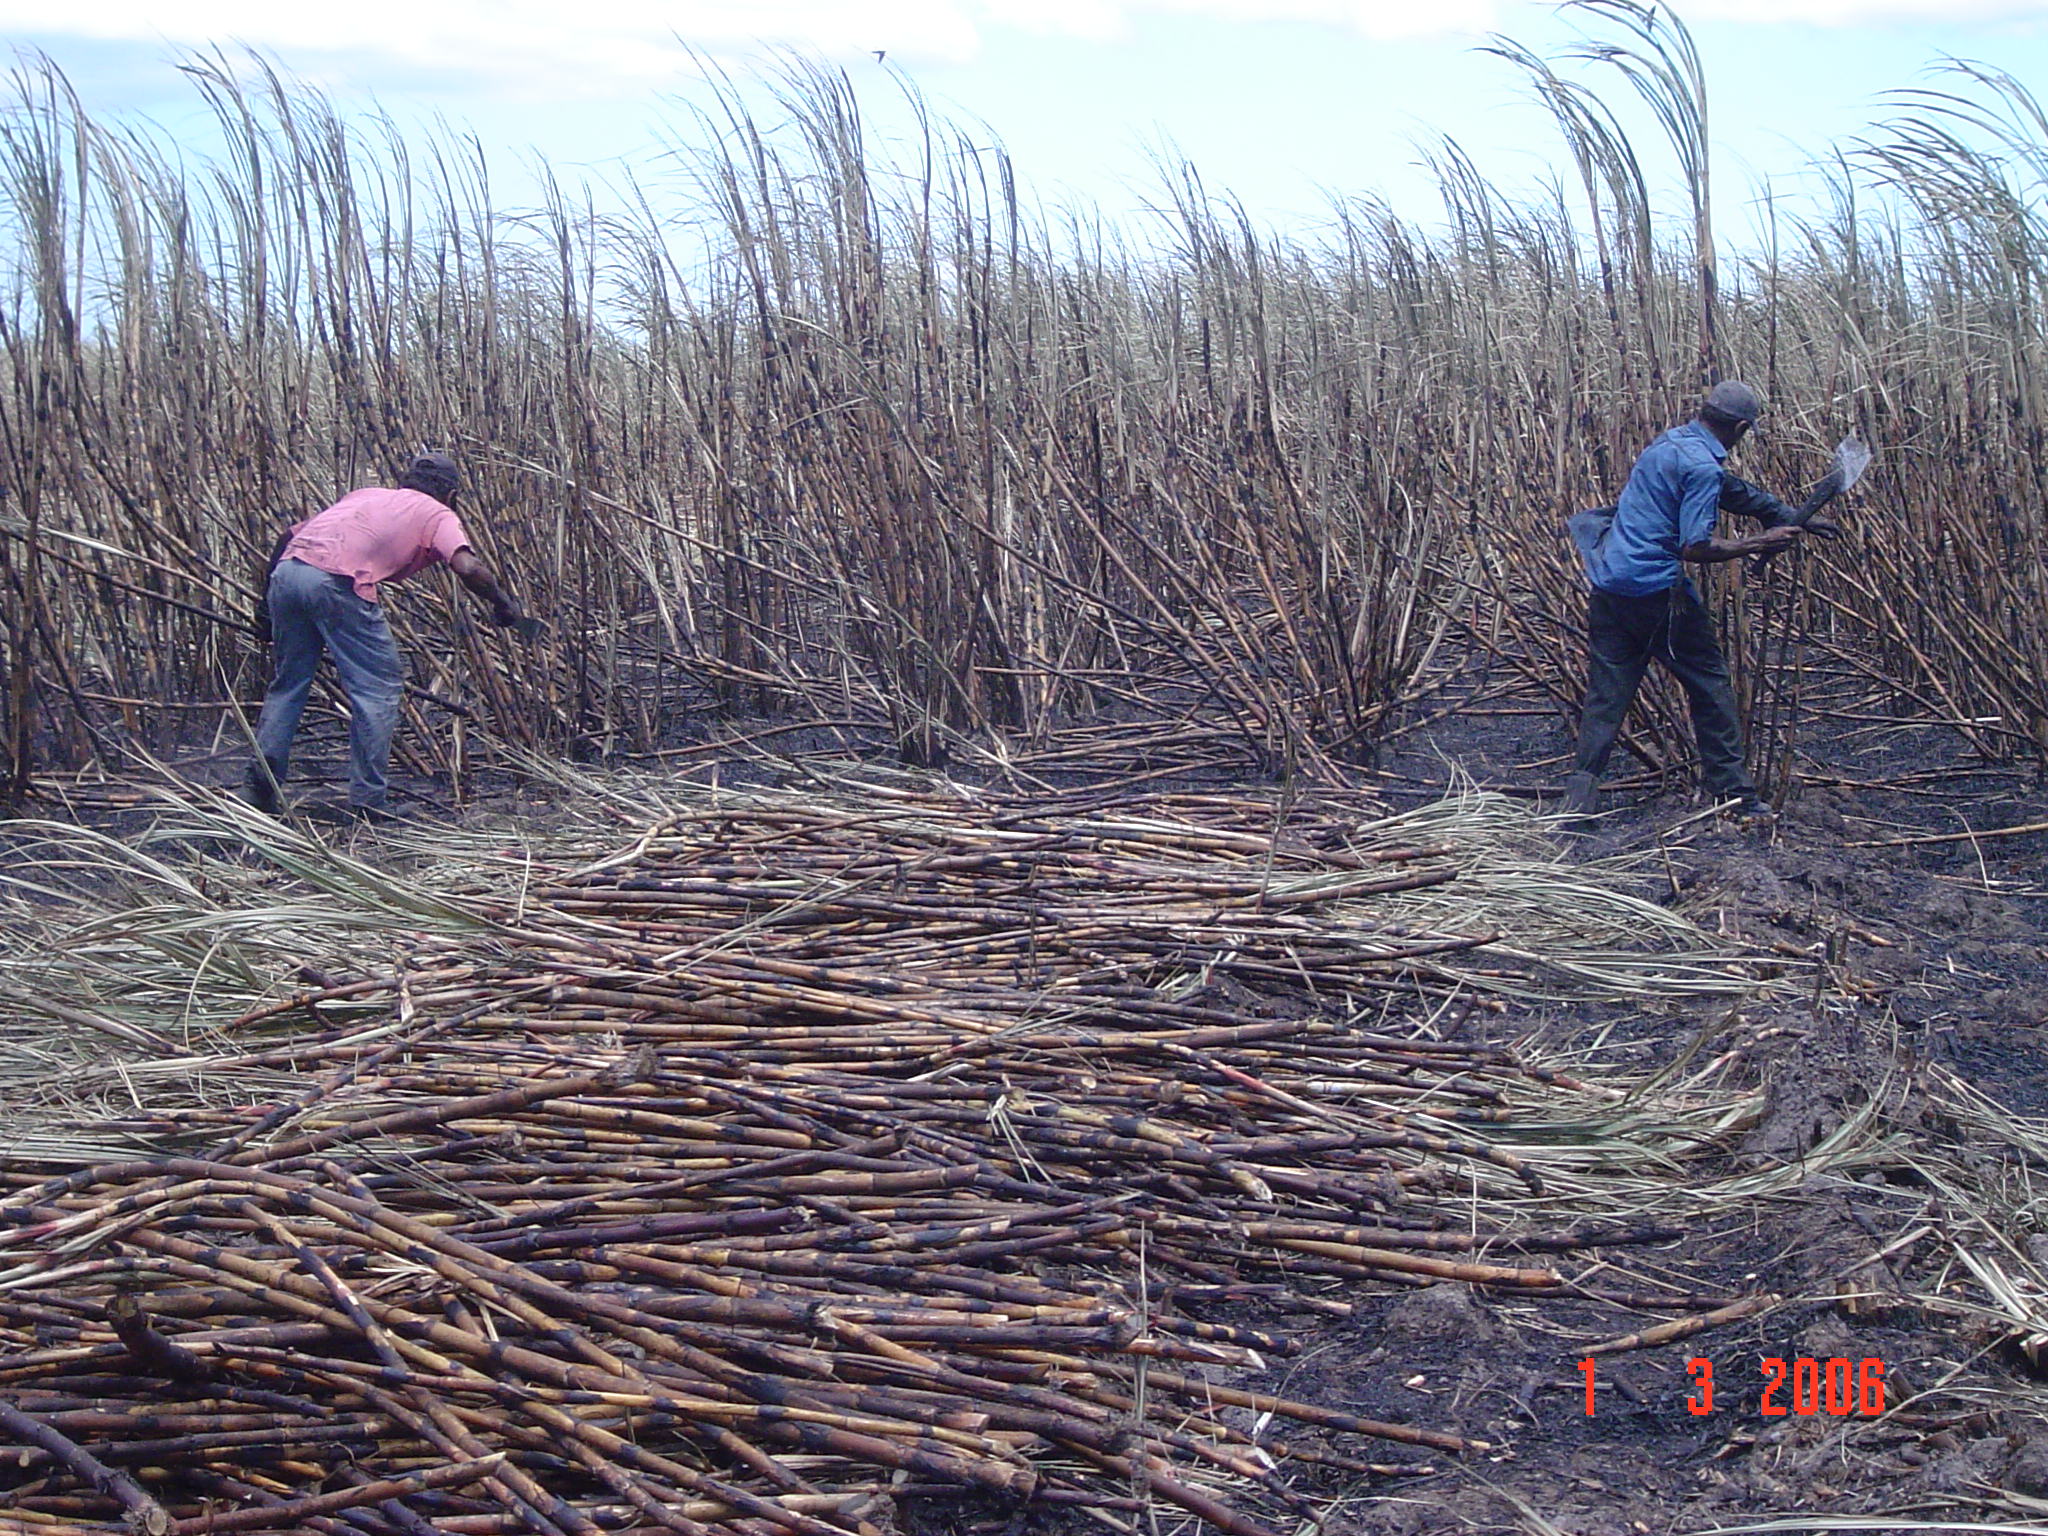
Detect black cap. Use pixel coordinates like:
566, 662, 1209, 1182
1701, 381, 1763, 426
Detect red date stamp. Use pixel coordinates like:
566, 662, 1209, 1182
1578, 1356, 1886, 1417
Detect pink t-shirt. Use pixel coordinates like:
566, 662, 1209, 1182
282, 487, 473, 601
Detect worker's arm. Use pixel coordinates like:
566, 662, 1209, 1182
1720, 472, 1796, 525
448, 548, 528, 627
1722, 472, 1842, 538
1683, 524, 1802, 564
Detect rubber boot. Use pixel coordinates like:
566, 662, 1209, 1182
243, 757, 286, 816
1561, 770, 1600, 821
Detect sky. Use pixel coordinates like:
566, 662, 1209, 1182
3, 0, 2047, 242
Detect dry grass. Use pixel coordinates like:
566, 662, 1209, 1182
0, 760, 1762, 1154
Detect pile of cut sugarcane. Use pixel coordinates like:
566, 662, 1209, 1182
0, 773, 1761, 1536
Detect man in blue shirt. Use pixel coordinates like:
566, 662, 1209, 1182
1563, 382, 1836, 821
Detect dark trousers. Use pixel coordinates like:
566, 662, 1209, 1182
1572, 584, 1755, 798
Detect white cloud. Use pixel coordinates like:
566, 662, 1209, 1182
1131, 0, 2048, 32
976, 0, 1131, 42
5, 0, 2046, 98
1700, 0, 2045, 18
0, 1, 989, 90
1128, 0, 1505, 39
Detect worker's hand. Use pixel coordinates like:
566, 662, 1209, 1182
1801, 515, 1843, 540
1752, 525, 1802, 554
490, 599, 543, 640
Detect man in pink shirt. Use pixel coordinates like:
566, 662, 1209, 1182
246, 451, 529, 818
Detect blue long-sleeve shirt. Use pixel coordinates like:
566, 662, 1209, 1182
1590, 420, 1727, 596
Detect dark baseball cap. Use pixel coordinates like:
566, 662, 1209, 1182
1701, 381, 1763, 425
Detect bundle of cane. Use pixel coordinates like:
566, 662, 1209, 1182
0, 773, 1768, 1536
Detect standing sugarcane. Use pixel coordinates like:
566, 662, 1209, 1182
1745, 433, 1874, 800
1562, 382, 1844, 824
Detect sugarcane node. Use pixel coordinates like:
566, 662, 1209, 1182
593, 1041, 658, 1088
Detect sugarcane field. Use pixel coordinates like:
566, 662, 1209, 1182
11, 5, 2048, 1533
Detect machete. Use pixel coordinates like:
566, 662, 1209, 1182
1755, 433, 1873, 568
1798, 434, 1874, 519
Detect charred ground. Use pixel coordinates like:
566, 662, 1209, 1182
1287, 679, 2048, 1534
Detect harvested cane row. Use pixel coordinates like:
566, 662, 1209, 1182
0, 777, 1750, 1536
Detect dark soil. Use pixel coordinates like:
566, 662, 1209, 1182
878, 679, 2048, 1536
1288, 677, 2048, 1534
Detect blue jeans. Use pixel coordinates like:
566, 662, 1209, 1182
252, 559, 404, 809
